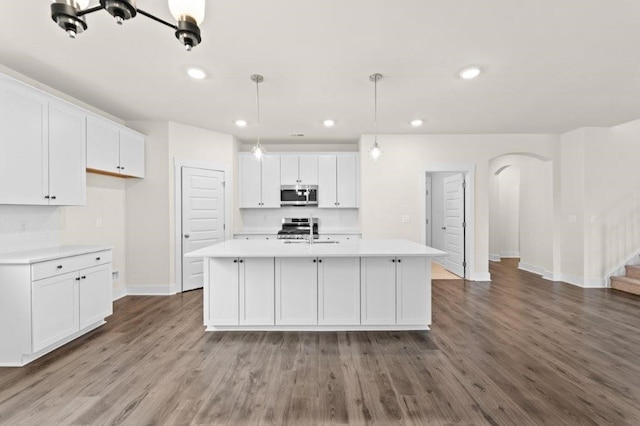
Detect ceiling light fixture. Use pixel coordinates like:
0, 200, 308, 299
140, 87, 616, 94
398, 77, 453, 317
50, 0, 205, 51
250, 74, 266, 160
410, 119, 424, 127
369, 73, 383, 161
459, 66, 482, 80
187, 67, 206, 80
235, 119, 248, 127
323, 119, 335, 127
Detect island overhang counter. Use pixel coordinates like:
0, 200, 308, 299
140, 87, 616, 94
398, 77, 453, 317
186, 239, 447, 331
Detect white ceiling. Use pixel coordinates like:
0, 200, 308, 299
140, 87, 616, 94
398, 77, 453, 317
2, 1, 640, 143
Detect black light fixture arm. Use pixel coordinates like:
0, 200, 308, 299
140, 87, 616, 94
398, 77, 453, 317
76, 5, 102, 17
137, 9, 178, 31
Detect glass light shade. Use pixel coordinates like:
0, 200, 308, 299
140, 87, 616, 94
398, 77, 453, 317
168, 0, 205, 24
52, 0, 90, 9
369, 142, 382, 161
251, 144, 266, 160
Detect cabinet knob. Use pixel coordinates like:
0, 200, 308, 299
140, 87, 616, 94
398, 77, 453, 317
392, 259, 396, 263
397, 259, 402, 263
184, 234, 190, 239
318, 259, 322, 263
57, 265, 63, 269
75, 277, 81, 281
239, 259, 244, 263
51, 196, 56, 200
96, 257, 101, 261
313, 259, 317, 263
121, 167, 125, 170
81, 276, 87, 279
234, 259, 238, 263
44, 195, 50, 199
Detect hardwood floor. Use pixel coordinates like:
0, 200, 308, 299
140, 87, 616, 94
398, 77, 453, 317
2, 259, 640, 425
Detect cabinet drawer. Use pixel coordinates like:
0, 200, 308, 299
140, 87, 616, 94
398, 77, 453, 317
32, 250, 112, 281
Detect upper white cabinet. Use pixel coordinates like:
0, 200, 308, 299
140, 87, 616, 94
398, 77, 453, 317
318, 154, 359, 208
239, 154, 280, 208
86, 117, 145, 178
0, 78, 86, 206
281, 155, 318, 185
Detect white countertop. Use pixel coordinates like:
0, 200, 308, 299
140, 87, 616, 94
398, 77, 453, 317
0, 245, 113, 265
186, 239, 447, 258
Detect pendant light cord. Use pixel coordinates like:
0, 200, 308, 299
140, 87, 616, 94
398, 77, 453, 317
374, 76, 378, 143
255, 77, 261, 145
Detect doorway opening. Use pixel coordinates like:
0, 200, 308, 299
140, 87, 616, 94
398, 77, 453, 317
421, 165, 474, 280
174, 159, 232, 293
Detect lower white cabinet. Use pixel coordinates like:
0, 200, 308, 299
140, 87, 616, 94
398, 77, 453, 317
32, 272, 79, 353
0, 248, 113, 367
208, 257, 275, 326
318, 257, 360, 325
361, 257, 430, 325
275, 258, 318, 325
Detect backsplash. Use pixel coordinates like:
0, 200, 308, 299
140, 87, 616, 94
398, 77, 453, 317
0, 206, 60, 253
240, 207, 359, 233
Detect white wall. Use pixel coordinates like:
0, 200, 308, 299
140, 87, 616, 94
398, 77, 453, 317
0, 206, 59, 253
359, 133, 557, 281
496, 166, 520, 257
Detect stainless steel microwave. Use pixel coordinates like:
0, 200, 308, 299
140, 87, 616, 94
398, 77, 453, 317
280, 185, 318, 206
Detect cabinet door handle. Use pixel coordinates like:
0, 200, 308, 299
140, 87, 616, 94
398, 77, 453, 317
397, 259, 402, 263
318, 259, 322, 263
233, 259, 238, 263
239, 259, 244, 263
392, 259, 396, 263
313, 259, 317, 263
116, 166, 121, 169
184, 234, 190, 239
75, 277, 81, 281
57, 265, 63, 269
44, 195, 50, 199
96, 257, 101, 261
51, 196, 56, 200
81, 276, 87, 279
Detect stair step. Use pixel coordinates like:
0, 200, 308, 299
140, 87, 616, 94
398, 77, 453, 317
611, 276, 640, 296
625, 265, 640, 279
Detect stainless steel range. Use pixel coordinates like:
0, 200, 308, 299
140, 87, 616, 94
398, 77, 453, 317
277, 217, 319, 240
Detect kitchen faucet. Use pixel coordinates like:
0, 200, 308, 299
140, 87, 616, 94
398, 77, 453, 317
308, 213, 313, 245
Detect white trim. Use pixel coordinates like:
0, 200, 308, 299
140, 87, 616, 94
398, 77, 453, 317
174, 158, 232, 294
559, 273, 606, 288
206, 325, 430, 332
419, 163, 477, 280
499, 251, 520, 258
489, 254, 501, 262
518, 262, 545, 276
542, 270, 561, 281
113, 286, 127, 301
126, 283, 180, 296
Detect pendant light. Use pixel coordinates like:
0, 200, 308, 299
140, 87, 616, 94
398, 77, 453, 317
250, 74, 266, 160
369, 73, 383, 161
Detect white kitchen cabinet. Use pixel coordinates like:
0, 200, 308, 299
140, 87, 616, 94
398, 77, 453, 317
208, 258, 240, 325
0, 247, 113, 366
281, 155, 318, 185
32, 271, 79, 353
86, 117, 145, 178
318, 257, 360, 325
0, 77, 86, 206
275, 257, 318, 325
239, 154, 281, 208
318, 154, 359, 208
208, 257, 275, 326
396, 257, 430, 325
239, 258, 275, 325
48, 102, 86, 206
361, 257, 397, 325
79, 264, 113, 329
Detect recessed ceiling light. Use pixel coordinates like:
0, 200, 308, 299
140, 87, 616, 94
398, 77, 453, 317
235, 119, 248, 127
459, 66, 482, 80
187, 67, 207, 80
410, 119, 424, 127
323, 119, 335, 127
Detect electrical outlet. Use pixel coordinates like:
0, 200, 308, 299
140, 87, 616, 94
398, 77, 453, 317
567, 215, 577, 223
590, 215, 598, 224
401, 215, 410, 223
112, 271, 119, 281
96, 218, 103, 228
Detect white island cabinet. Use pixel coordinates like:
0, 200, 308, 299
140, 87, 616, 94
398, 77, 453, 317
187, 239, 446, 331
0, 246, 113, 367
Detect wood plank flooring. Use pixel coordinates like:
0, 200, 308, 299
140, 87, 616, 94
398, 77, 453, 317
2, 258, 640, 425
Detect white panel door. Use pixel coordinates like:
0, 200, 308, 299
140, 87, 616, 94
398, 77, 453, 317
118, 130, 145, 178
298, 155, 319, 185
79, 264, 113, 329
32, 272, 79, 353
240, 258, 275, 325
396, 257, 430, 325
0, 81, 47, 205
275, 258, 318, 325
48, 102, 86, 206
318, 257, 360, 325
336, 154, 358, 208
239, 155, 262, 208
318, 155, 337, 208
208, 258, 239, 325
86, 117, 120, 174
443, 174, 465, 277
261, 155, 281, 208
280, 155, 299, 185
361, 257, 396, 325
182, 167, 225, 292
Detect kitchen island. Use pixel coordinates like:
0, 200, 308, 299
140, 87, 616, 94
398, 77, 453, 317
186, 239, 447, 331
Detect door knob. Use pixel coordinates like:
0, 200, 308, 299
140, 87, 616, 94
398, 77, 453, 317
184, 234, 190, 239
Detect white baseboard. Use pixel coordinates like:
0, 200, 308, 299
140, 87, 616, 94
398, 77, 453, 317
559, 273, 606, 288
124, 283, 180, 296
113, 286, 127, 301
489, 254, 501, 262
499, 251, 520, 258
518, 262, 545, 276
469, 272, 491, 281
542, 270, 562, 281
